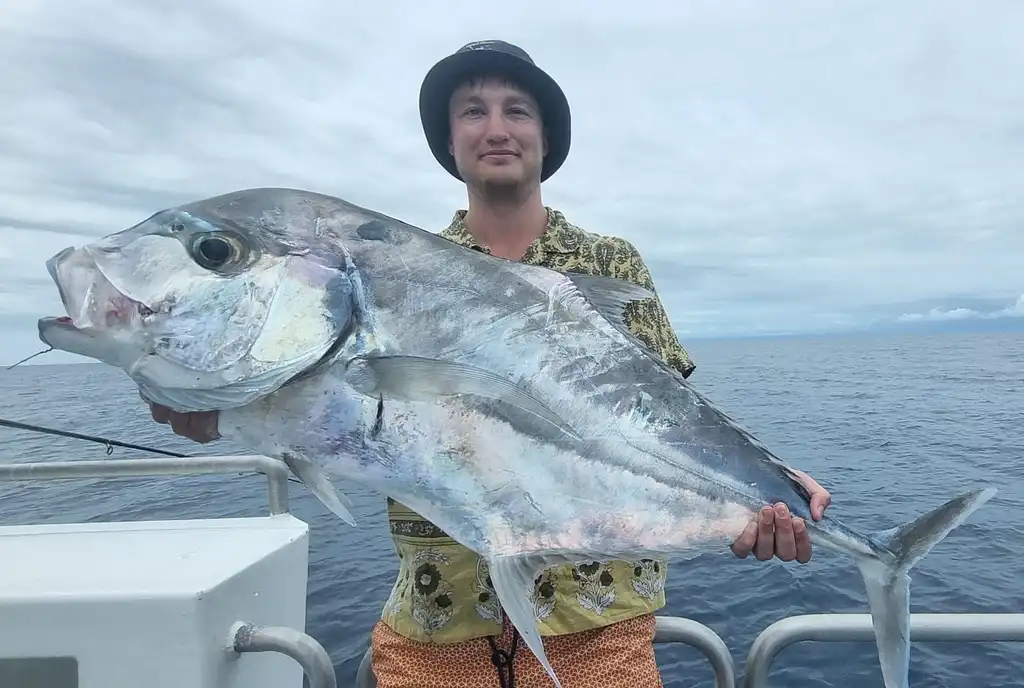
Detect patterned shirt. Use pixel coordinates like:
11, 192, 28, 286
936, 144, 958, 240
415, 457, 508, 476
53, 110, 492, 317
379, 206, 696, 644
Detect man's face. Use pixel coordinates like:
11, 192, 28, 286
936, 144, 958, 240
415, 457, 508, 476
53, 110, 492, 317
448, 76, 548, 191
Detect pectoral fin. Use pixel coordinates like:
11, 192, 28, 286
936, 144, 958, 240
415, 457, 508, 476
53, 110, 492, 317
282, 453, 357, 526
345, 355, 580, 440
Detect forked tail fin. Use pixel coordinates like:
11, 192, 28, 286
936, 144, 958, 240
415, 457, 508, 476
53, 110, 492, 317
856, 487, 997, 688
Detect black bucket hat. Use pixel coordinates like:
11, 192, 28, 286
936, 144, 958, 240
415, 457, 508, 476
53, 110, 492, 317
418, 40, 571, 183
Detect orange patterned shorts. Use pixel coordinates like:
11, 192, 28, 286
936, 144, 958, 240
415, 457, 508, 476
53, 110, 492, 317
370, 613, 664, 688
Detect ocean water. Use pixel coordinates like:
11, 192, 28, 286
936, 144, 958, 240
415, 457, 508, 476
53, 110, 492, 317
1, 330, 1021, 687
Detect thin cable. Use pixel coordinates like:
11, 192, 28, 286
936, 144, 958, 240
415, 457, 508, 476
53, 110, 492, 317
5, 347, 53, 370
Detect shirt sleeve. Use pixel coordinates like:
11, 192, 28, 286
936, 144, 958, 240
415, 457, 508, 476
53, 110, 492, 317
603, 238, 697, 379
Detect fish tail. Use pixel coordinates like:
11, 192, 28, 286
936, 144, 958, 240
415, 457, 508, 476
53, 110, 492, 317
855, 486, 996, 688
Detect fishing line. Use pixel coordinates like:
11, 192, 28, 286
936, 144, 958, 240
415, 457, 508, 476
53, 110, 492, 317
2, 356, 305, 483
5, 347, 53, 370
0, 417, 187, 457
0, 417, 303, 484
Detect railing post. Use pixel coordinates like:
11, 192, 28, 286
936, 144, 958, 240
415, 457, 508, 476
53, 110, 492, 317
232, 622, 336, 688
655, 616, 736, 688
261, 460, 292, 515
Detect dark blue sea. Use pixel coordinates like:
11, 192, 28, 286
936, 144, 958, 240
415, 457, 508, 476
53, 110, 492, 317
1, 330, 1021, 687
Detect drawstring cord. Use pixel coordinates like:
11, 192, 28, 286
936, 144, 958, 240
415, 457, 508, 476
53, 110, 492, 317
487, 625, 521, 688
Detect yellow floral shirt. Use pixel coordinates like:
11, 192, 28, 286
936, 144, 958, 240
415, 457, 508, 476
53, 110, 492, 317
380, 206, 696, 644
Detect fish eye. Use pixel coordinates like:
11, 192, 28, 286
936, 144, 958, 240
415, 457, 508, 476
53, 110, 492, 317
191, 233, 244, 271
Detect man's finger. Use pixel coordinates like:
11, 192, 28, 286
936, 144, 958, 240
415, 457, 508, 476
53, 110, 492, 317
731, 520, 758, 558
150, 403, 170, 424
195, 412, 220, 443
793, 517, 812, 563
810, 489, 832, 521
168, 412, 190, 437
754, 506, 775, 561
773, 503, 797, 562
793, 469, 832, 520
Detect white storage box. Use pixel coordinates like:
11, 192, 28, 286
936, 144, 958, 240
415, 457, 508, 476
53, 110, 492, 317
0, 515, 311, 688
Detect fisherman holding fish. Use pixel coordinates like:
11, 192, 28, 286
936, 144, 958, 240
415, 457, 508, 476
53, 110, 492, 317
33, 33, 988, 688
147, 40, 833, 688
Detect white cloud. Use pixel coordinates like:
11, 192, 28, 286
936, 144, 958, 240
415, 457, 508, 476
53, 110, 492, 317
2, 0, 1023, 364
897, 294, 1024, 323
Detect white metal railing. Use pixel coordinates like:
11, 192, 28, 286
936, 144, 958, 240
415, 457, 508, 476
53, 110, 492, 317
356, 615, 736, 688
744, 612, 1024, 688
233, 622, 337, 688
357, 611, 1024, 688
0, 454, 292, 515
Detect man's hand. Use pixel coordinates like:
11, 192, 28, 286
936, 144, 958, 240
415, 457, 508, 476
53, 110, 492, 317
148, 401, 221, 444
730, 470, 831, 564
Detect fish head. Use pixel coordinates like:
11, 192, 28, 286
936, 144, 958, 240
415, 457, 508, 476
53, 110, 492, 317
38, 191, 362, 412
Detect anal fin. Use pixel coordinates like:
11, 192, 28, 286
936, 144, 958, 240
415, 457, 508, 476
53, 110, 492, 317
488, 554, 566, 688
282, 453, 357, 526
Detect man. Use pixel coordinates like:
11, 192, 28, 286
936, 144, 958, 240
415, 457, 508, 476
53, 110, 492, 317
149, 40, 832, 687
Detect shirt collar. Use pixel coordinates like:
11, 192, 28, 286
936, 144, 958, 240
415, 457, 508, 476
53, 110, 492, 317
440, 206, 581, 256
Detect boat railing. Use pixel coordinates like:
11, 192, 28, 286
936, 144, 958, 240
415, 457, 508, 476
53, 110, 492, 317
356, 611, 1024, 688
743, 612, 1024, 687
4, 454, 1023, 688
0, 453, 292, 515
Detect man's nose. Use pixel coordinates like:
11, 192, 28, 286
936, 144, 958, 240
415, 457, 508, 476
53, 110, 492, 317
483, 111, 511, 141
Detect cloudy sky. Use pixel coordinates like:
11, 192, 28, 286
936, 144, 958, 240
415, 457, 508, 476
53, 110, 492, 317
1, 0, 1022, 365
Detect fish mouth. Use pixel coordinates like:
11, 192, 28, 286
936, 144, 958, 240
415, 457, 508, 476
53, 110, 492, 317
37, 314, 147, 369
44, 246, 155, 332
37, 314, 91, 347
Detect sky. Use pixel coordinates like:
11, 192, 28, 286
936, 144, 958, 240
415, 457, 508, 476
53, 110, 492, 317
1, 0, 1022, 365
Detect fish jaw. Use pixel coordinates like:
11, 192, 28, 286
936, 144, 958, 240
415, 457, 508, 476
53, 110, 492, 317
44, 245, 156, 338
38, 244, 155, 369
37, 315, 148, 370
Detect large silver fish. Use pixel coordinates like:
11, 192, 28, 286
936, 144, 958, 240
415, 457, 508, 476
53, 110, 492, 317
38, 187, 994, 688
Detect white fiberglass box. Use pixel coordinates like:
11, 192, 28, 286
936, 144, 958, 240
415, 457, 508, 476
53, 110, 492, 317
0, 514, 311, 688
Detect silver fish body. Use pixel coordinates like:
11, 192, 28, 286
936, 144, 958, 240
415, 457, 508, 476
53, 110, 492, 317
38, 188, 995, 688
